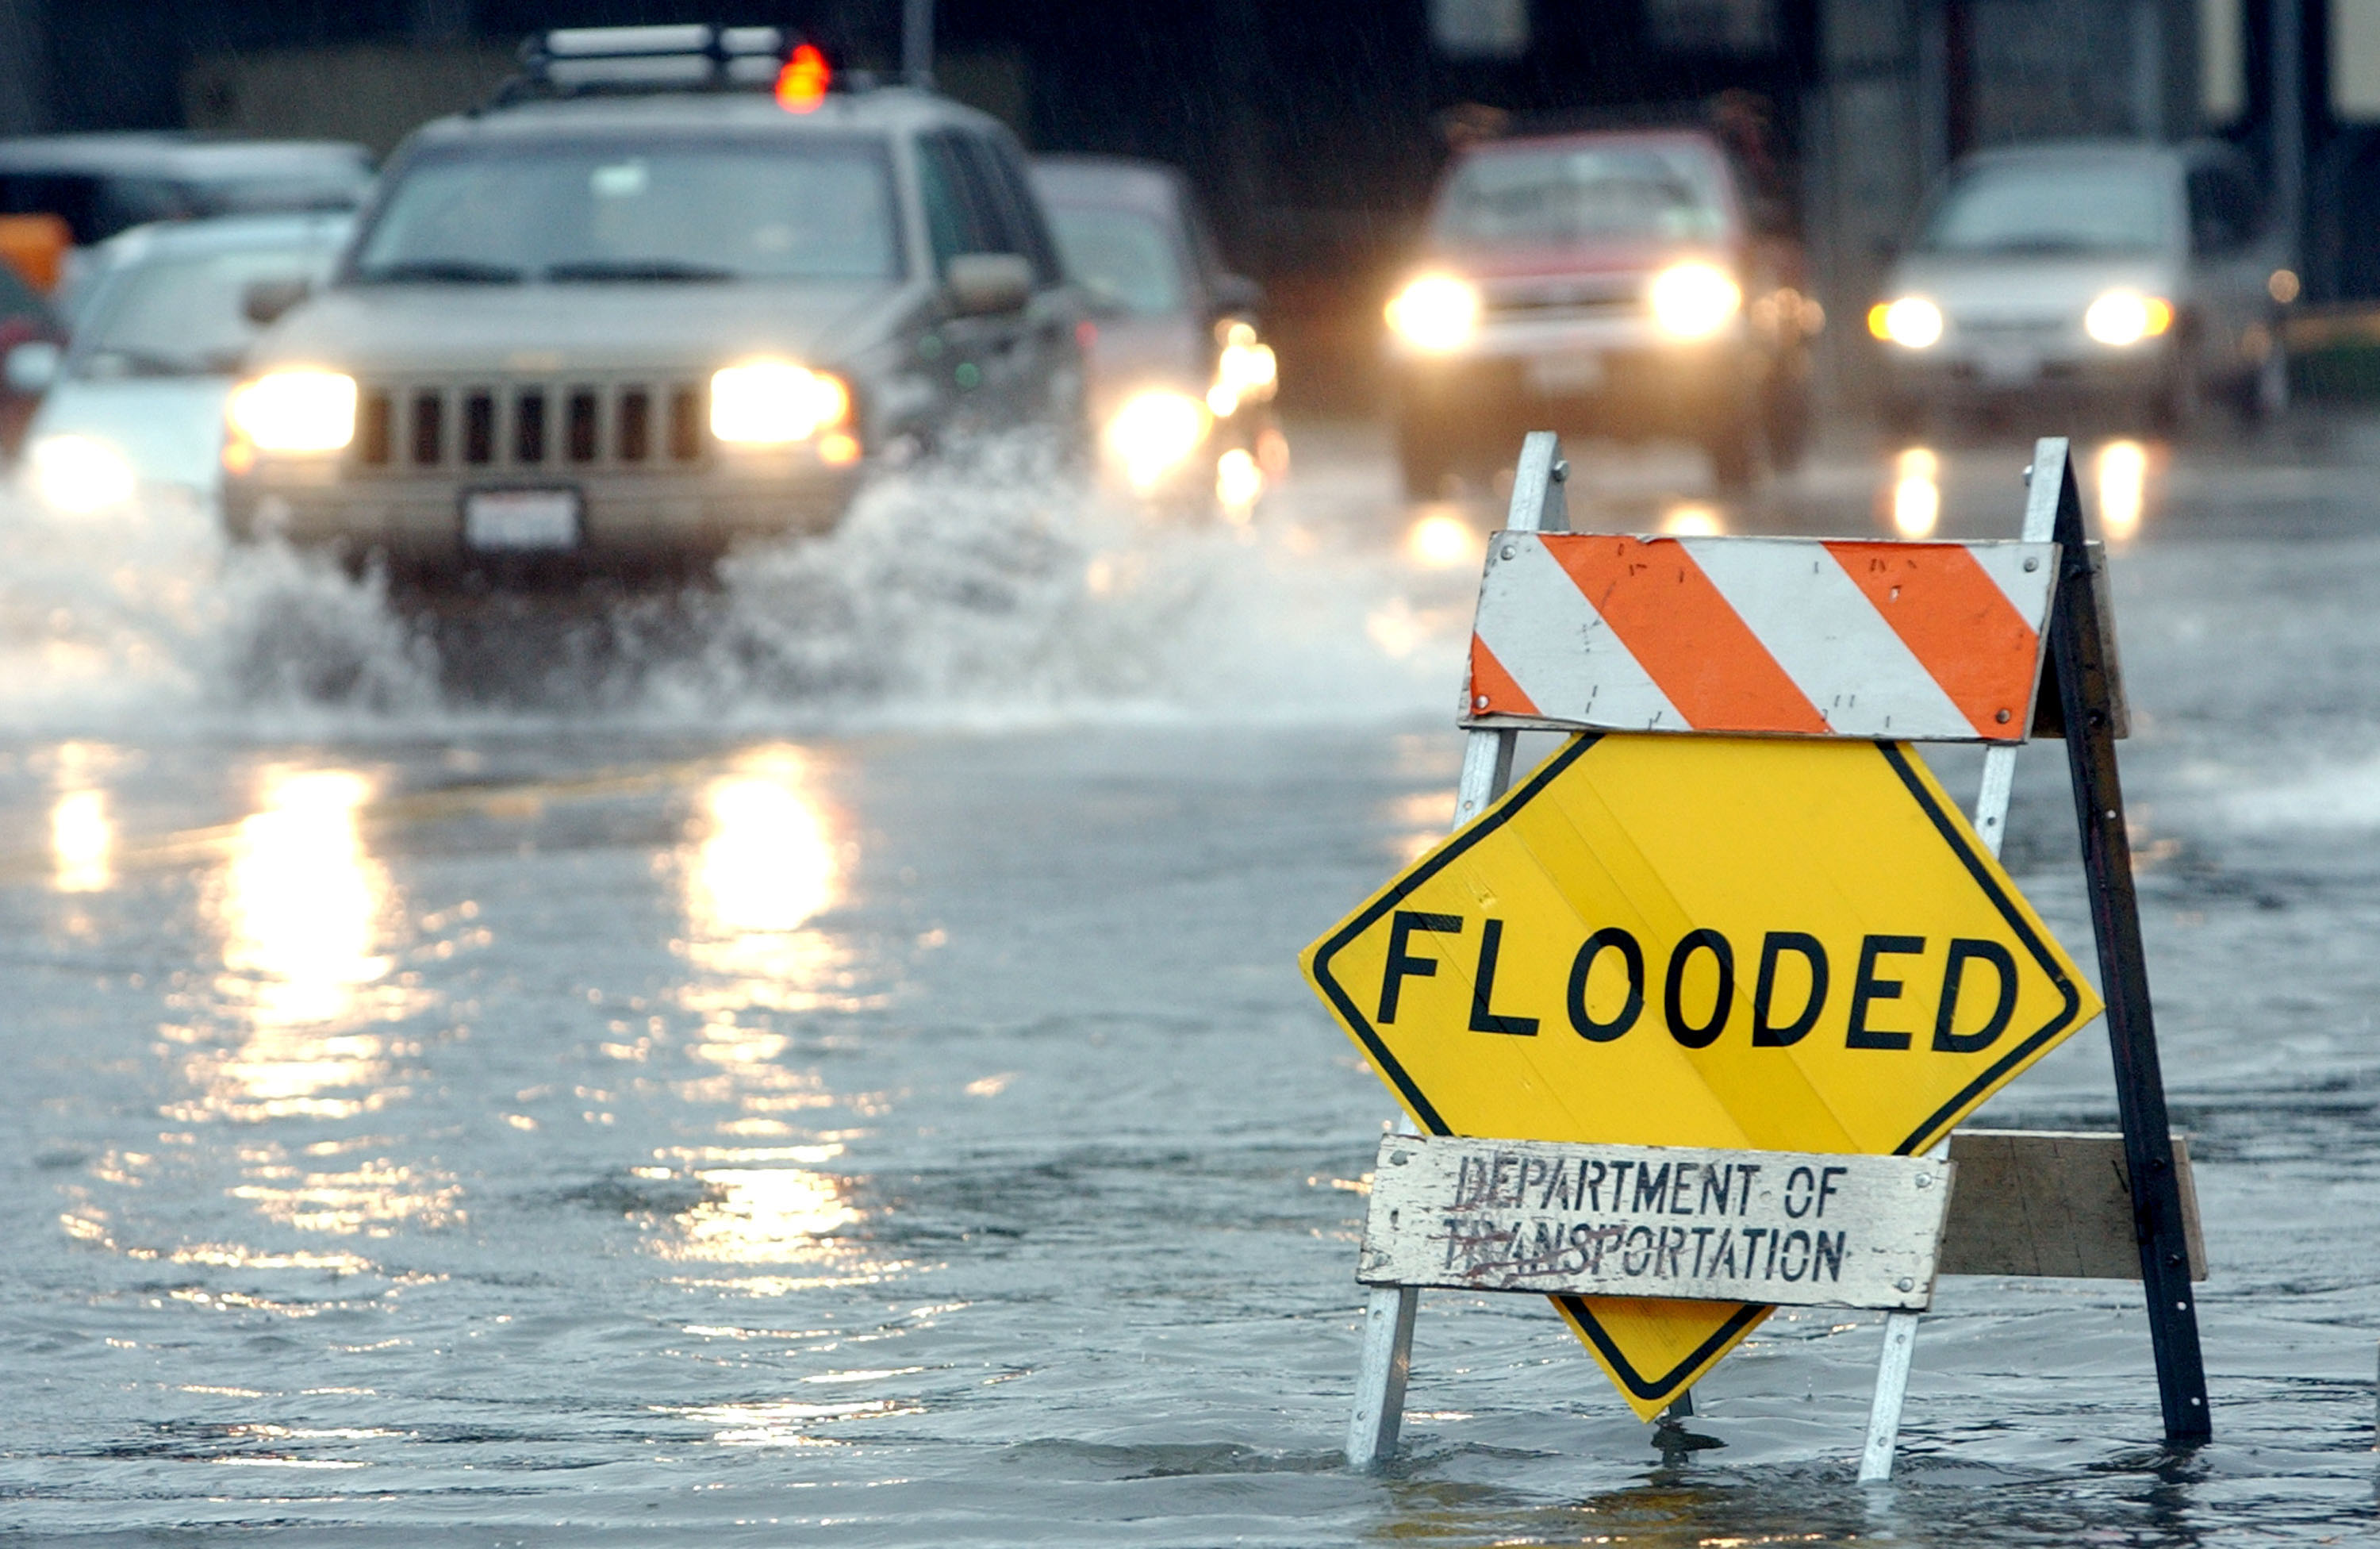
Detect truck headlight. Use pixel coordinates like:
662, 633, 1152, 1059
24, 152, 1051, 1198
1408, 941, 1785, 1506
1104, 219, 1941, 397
26, 433, 136, 513
1869, 296, 1944, 349
710, 361, 850, 445
1385, 274, 1480, 352
2083, 290, 2173, 347
226, 369, 357, 454
1104, 388, 1211, 492
1647, 260, 1742, 340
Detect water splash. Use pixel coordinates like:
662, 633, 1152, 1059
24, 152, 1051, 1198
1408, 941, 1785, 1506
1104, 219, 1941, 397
0, 434, 1474, 736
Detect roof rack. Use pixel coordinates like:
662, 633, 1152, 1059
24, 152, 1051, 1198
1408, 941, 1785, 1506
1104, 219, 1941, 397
493, 25, 801, 105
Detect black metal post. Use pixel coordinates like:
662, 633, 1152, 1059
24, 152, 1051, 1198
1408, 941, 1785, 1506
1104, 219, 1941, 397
2044, 452, 2212, 1445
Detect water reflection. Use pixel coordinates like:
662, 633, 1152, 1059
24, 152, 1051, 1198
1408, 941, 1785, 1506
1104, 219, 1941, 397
666, 749, 885, 1288
1891, 446, 1941, 537
1659, 501, 1723, 536
1405, 508, 1482, 568
220, 770, 390, 1031
2097, 438, 2148, 543
679, 749, 868, 1016
662, 1167, 860, 1263
51, 787, 112, 893
172, 768, 407, 1128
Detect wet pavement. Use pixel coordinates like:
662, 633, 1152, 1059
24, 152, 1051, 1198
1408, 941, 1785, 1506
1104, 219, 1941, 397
0, 418, 2376, 1543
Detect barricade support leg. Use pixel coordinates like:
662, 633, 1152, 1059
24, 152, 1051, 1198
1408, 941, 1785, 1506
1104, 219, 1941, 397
1347, 1285, 1418, 1469
1343, 432, 1570, 1472
2036, 436, 2211, 1445
1859, 471, 2051, 1483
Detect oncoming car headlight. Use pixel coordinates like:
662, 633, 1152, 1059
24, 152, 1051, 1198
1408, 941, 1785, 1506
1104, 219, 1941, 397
1646, 260, 1742, 340
2083, 290, 2174, 347
1104, 388, 1211, 493
709, 361, 852, 445
1868, 297, 1944, 349
227, 369, 357, 454
26, 434, 136, 513
1385, 274, 1480, 352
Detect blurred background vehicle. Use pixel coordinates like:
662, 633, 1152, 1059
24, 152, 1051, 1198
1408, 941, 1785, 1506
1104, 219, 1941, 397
1030, 154, 1282, 519
1871, 140, 2288, 434
221, 26, 1084, 586
0, 133, 372, 247
1384, 125, 1818, 495
0, 256, 60, 455
13, 211, 351, 519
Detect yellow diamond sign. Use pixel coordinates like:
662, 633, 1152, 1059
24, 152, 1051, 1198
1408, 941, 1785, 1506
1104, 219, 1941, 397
1302, 733, 2102, 1418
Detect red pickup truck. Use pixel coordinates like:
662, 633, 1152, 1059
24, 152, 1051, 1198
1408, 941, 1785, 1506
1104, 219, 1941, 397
1384, 126, 1819, 494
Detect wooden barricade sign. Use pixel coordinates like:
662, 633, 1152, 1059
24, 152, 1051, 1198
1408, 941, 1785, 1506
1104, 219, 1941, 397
1360, 1137, 1952, 1311
1305, 432, 2209, 1480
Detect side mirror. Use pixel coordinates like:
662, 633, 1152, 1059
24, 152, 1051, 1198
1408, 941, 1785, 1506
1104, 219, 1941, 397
946, 252, 1033, 317
242, 277, 313, 327
4, 340, 60, 394
1211, 271, 1264, 317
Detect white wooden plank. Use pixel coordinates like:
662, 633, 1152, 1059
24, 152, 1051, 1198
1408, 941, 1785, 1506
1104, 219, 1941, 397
1357, 1136, 1952, 1311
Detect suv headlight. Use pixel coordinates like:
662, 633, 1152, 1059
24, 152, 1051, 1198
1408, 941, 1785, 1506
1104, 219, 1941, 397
1647, 261, 1742, 340
710, 361, 850, 444
1104, 388, 1211, 492
1385, 274, 1480, 352
227, 369, 357, 454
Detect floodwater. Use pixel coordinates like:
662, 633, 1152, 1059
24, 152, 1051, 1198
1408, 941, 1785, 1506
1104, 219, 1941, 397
0, 424, 2375, 1545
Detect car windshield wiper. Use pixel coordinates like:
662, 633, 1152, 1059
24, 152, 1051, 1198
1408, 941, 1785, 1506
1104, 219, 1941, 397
355, 259, 525, 283
544, 259, 738, 283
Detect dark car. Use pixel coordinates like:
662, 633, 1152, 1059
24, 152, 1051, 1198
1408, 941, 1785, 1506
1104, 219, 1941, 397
1385, 126, 1819, 493
221, 26, 1084, 582
1029, 155, 1280, 516
0, 133, 372, 249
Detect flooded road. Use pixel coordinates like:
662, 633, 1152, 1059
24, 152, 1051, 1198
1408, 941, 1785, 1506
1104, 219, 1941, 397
0, 422, 2376, 1544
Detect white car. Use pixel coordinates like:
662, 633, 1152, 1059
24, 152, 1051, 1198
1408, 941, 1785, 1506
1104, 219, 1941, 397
1871, 140, 2290, 430
16, 211, 352, 517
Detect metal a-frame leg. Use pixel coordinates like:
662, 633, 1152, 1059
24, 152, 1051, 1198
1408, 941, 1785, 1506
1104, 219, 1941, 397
1858, 448, 2060, 1485
1346, 432, 1569, 1472
2034, 437, 2212, 1445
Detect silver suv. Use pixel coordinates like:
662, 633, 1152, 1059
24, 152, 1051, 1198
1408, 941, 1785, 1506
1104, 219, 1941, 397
224, 27, 1084, 582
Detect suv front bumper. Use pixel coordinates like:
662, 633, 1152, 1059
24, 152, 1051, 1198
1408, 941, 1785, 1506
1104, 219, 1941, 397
225, 454, 864, 575
1389, 313, 1756, 438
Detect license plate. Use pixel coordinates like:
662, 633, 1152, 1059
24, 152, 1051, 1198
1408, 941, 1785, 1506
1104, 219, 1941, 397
463, 489, 580, 552
1527, 353, 1605, 394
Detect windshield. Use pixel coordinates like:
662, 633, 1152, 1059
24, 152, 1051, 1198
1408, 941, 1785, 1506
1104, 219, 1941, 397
353, 139, 899, 284
73, 247, 335, 378
1046, 204, 1184, 316
1433, 143, 1729, 249
1917, 160, 2172, 256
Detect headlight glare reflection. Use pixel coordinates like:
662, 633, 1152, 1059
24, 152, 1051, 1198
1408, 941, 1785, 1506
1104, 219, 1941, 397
226, 370, 357, 454
27, 434, 136, 513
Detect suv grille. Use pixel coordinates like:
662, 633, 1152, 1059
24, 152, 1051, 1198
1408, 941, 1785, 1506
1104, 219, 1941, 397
1484, 275, 1644, 317
354, 379, 708, 472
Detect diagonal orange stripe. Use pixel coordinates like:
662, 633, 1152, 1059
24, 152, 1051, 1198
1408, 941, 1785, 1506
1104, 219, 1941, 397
1466, 636, 1539, 717
1542, 536, 1827, 734
1823, 542, 2040, 738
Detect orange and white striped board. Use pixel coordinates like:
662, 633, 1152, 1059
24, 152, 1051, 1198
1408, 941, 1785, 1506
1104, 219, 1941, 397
1464, 534, 2061, 744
